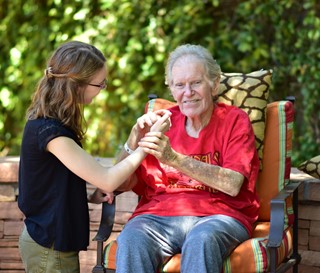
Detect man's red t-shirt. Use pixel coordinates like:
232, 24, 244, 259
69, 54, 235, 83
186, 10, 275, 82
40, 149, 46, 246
131, 103, 260, 235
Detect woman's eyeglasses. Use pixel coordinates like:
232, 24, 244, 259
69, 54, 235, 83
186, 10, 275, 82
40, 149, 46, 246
87, 80, 108, 90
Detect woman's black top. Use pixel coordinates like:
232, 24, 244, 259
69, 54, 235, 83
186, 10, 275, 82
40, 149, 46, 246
18, 118, 89, 251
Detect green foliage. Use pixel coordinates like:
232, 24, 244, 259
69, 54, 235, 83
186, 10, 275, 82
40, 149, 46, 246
0, 0, 319, 165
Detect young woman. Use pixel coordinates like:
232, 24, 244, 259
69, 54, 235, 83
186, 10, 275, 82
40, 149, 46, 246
18, 40, 171, 272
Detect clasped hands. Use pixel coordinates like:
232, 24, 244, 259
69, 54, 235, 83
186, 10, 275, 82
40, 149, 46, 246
137, 109, 177, 165
90, 110, 174, 204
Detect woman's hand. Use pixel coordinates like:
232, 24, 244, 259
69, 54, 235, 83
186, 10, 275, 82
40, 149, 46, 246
150, 109, 171, 133
88, 189, 114, 204
127, 109, 172, 150
138, 109, 174, 164
136, 109, 171, 133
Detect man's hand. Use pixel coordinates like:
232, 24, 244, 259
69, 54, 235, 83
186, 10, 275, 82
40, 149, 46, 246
124, 109, 172, 155
138, 131, 177, 165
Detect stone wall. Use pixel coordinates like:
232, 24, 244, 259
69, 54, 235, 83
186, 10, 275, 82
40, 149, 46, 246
0, 156, 138, 273
292, 169, 320, 273
1, 156, 320, 273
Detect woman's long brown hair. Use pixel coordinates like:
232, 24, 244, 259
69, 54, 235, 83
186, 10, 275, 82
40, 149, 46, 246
26, 41, 106, 141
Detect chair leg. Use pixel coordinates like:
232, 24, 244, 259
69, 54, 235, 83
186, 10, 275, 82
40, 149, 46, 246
92, 267, 115, 273
92, 265, 106, 273
291, 184, 301, 273
92, 241, 106, 273
269, 248, 277, 273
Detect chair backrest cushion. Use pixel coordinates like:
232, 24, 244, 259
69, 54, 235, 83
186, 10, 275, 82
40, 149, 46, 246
218, 69, 272, 168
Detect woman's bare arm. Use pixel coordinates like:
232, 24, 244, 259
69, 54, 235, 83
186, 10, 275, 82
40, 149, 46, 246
46, 110, 171, 193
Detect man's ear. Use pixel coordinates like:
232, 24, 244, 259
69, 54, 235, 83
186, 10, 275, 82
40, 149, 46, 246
211, 76, 220, 97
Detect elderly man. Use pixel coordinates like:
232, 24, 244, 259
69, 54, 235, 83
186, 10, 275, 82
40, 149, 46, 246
115, 44, 260, 273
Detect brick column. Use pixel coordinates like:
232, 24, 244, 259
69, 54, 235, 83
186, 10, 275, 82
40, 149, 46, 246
0, 156, 24, 271
291, 168, 320, 272
0, 157, 138, 272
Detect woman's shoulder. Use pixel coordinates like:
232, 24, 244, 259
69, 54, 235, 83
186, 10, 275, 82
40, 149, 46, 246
26, 117, 64, 131
26, 117, 75, 138
27, 117, 61, 125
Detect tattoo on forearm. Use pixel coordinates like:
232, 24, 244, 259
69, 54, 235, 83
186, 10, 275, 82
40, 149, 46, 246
175, 155, 243, 196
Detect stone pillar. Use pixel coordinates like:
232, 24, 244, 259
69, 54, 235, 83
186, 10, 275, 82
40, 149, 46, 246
0, 156, 24, 271
291, 168, 320, 272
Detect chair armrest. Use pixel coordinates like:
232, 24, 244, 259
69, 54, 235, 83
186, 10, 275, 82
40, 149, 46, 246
92, 191, 125, 273
92, 201, 116, 242
93, 191, 123, 242
267, 181, 301, 248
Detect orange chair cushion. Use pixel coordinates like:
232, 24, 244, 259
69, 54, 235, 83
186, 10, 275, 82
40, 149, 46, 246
103, 223, 293, 273
257, 101, 294, 221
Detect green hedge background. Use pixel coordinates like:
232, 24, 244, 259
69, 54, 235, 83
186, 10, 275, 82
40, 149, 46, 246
0, 0, 319, 166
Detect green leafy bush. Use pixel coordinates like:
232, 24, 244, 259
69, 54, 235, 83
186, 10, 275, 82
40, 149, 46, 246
0, 0, 319, 166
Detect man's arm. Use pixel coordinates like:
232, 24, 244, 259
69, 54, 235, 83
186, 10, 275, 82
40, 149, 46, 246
138, 133, 244, 196
166, 151, 244, 196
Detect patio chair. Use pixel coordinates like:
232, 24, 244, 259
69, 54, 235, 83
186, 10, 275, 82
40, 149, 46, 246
92, 70, 301, 273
